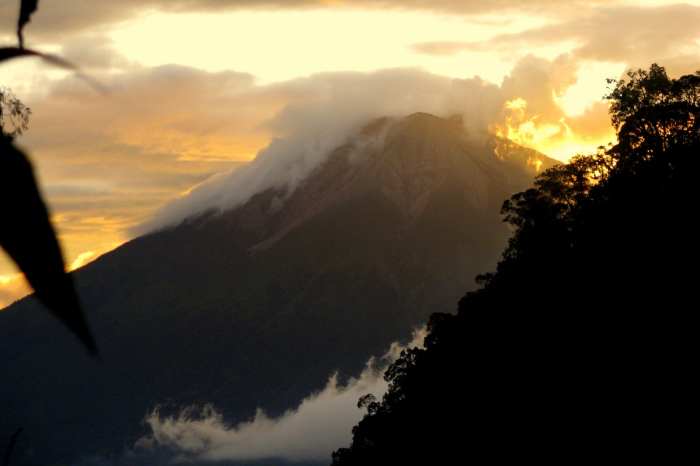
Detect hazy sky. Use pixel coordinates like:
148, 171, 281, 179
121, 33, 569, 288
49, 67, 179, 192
1, 0, 699, 305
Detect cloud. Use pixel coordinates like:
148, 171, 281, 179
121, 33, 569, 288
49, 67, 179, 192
500, 54, 578, 121
15, 64, 262, 258
137, 327, 427, 463
412, 41, 477, 56
489, 54, 618, 159
413, 4, 700, 75
0, 1, 618, 42
136, 68, 505, 233
58, 35, 136, 72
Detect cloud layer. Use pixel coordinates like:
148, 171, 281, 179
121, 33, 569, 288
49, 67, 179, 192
138, 327, 427, 463
0, 1, 622, 42
413, 4, 700, 76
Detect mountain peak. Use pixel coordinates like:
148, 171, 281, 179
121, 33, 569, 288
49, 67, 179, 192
403, 111, 444, 123
393, 112, 464, 136
239, 112, 556, 250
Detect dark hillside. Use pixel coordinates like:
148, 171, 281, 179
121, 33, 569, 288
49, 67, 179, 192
332, 66, 700, 465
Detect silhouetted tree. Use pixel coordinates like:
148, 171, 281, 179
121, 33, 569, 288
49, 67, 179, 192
332, 64, 700, 465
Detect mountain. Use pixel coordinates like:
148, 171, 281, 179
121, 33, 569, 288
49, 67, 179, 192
0, 112, 556, 465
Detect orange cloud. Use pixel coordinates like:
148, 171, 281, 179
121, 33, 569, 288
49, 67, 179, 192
0, 273, 29, 309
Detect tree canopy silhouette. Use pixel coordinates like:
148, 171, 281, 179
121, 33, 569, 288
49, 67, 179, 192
331, 64, 700, 465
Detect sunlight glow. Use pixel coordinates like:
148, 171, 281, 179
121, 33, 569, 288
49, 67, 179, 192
109, 9, 550, 84
555, 61, 627, 117
0, 273, 20, 286
493, 97, 616, 161
494, 97, 563, 149
0, 272, 29, 309
68, 251, 97, 271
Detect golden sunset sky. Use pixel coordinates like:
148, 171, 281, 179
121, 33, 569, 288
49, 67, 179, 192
1, 0, 699, 306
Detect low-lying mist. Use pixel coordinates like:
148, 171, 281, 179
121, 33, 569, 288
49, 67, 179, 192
135, 327, 427, 464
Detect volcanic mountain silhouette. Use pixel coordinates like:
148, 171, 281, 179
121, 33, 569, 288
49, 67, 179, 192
1, 112, 555, 465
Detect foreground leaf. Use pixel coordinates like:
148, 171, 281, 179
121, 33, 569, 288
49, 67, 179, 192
17, 0, 39, 49
0, 137, 97, 355
0, 47, 106, 93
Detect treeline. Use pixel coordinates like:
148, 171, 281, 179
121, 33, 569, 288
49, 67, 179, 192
332, 64, 700, 464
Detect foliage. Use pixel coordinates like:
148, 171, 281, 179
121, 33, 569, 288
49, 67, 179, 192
331, 64, 700, 464
0, 88, 31, 138
0, 0, 97, 354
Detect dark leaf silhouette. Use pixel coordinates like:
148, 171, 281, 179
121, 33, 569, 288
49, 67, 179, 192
17, 0, 39, 49
1, 428, 22, 466
0, 136, 97, 355
0, 47, 105, 93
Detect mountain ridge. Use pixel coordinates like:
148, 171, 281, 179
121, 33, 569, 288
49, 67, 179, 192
161, 112, 554, 252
